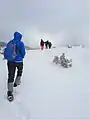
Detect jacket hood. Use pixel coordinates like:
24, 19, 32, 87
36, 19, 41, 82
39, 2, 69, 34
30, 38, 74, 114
14, 32, 22, 41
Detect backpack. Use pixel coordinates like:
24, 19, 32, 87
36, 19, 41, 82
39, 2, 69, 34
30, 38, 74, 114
4, 41, 18, 61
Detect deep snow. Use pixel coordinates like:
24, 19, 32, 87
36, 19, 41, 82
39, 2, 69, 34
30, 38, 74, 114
0, 47, 89, 120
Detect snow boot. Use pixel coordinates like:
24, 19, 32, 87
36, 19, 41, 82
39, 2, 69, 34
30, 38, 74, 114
7, 91, 14, 102
7, 83, 14, 102
14, 76, 21, 87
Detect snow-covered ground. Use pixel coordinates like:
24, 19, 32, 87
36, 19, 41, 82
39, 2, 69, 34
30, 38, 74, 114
0, 47, 90, 120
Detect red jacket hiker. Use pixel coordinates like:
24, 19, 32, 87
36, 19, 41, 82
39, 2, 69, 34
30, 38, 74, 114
40, 39, 44, 50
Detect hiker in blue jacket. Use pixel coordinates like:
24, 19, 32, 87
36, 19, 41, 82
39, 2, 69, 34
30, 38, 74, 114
4, 31, 26, 101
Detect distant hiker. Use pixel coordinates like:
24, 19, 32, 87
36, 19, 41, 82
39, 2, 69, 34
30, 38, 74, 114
4, 31, 26, 101
44, 40, 49, 49
48, 41, 52, 49
40, 39, 44, 50
44, 40, 52, 49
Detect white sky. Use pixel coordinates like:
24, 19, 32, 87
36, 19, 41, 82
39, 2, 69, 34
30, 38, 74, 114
0, 0, 88, 47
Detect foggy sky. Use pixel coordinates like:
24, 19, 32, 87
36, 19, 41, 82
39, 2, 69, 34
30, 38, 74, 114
0, 0, 88, 47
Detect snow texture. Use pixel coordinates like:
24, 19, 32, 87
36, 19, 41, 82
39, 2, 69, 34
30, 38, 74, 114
0, 46, 89, 120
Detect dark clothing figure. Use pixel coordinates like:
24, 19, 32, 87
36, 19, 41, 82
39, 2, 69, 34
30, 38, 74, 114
44, 40, 49, 49
45, 40, 52, 49
48, 42, 52, 49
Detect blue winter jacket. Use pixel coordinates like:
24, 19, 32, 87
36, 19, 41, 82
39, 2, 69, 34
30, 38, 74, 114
7, 32, 26, 62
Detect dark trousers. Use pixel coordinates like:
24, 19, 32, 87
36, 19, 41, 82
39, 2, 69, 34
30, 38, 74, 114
7, 61, 23, 83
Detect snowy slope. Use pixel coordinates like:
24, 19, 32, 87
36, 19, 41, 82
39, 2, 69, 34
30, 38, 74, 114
0, 47, 89, 120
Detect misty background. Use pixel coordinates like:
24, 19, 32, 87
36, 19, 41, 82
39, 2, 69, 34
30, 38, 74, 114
0, 0, 88, 47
